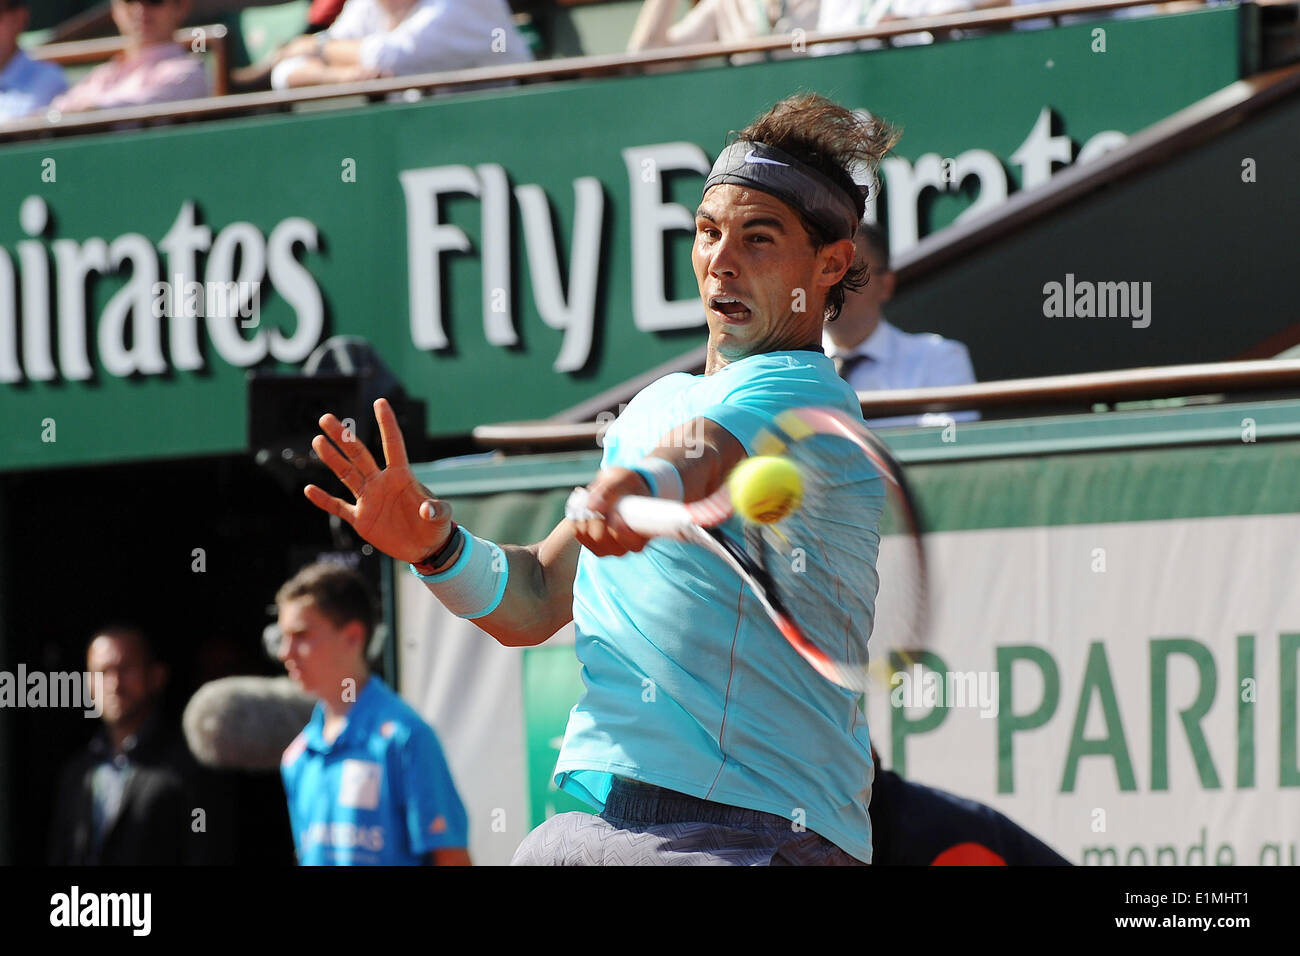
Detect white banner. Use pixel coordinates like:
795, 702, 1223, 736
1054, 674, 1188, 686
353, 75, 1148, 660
867, 513, 1300, 865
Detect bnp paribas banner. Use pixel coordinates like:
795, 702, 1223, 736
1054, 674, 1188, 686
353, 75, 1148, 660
0, 9, 1240, 471
397, 419, 1300, 866
872, 514, 1300, 867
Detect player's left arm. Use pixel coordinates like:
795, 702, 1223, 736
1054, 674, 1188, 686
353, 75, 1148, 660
575, 417, 746, 556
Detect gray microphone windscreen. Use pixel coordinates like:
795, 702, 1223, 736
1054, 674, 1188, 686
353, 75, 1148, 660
184, 676, 317, 771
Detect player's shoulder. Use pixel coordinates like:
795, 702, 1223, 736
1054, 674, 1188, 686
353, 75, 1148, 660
712, 350, 838, 391
630, 371, 697, 405
715, 350, 858, 411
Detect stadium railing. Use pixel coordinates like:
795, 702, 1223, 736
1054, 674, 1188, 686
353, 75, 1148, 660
1, 0, 1205, 141
468, 359, 1300, 451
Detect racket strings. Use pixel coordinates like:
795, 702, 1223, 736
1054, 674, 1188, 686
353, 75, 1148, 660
742, 434, 884, 690
765, 487, 861, 682
738, 421, 928, 694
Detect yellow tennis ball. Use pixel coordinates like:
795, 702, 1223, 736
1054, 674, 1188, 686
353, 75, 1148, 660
728, 456, 803, 524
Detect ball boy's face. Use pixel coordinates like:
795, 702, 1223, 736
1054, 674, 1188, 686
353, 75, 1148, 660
276, 598, 362, 700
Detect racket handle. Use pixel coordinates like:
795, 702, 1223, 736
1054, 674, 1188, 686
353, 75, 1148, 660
565, 487, 695, 539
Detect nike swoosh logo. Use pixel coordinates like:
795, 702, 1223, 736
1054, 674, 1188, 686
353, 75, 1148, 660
745, 150, 790, 167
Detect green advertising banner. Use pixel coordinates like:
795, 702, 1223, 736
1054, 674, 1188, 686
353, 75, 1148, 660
0, 10, 1241, 472
522, 645, 594, 828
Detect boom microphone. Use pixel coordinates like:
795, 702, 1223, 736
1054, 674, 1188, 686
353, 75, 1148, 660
184, 676, 316, 771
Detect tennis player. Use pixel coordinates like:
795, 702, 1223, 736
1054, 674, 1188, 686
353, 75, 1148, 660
305, 93, 898, 864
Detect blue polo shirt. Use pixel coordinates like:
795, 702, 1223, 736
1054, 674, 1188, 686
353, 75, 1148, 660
0, 50, 67, 120
281, 676, 468, 865
556, 350, 883, 863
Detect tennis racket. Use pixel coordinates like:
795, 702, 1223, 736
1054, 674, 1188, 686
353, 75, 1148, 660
565, 405, 929, 694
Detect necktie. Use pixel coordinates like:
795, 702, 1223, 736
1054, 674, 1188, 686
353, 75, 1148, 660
834, 353, 871, 383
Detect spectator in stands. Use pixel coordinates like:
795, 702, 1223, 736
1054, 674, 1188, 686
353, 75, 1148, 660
1010, 0, 1171, 32
815, 0, 1007, 53
269, 0, 532, 91
48, 625, 226, 865
276, 562, 471, 865
51, 0, 209, 114
627, 0, 819, 65
0, 0, 67, 120
307, 0, 348, 31
823, 221, 978, 427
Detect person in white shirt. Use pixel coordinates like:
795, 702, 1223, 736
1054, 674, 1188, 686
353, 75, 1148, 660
823, 221, 977, 428
270, 0, 532, 90
0, 0, 67, 121
627, 0, 821, 65
813, 0, 1002, 55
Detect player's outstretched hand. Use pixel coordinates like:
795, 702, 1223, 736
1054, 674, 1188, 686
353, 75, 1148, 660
570, 467, 653, 557
304, 398, 452, 564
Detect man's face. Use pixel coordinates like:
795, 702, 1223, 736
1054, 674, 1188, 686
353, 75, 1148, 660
837, 235, 895, 330
277, 598, 360, 700
693, 184, 852, 362
111, 0, 188, 47
0, 6, 29, 54
87, 633, 161, 728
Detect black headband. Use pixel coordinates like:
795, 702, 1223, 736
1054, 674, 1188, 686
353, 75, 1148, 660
703, 140, 863, 241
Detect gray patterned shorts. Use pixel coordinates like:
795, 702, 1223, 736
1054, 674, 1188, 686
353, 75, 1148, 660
511, 777, 868, 866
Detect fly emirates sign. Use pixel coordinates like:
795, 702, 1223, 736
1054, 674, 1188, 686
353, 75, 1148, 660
0, 109, 1121, 387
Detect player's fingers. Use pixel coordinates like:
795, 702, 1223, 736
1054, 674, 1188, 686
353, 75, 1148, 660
585, 473, 651, 553
318, 413, 381, 480
419, 498, 451, 523
312, 435, 362, 499
303, 484, 357, 523
374, 398, 410, 471
573, 516, 646, 557
571, 517, 612, 556
585, 468, 650, 515
604, 514, 651, 554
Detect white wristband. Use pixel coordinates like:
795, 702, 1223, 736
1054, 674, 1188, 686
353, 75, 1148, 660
409, 532, 508, 619
630, 457, 683, 501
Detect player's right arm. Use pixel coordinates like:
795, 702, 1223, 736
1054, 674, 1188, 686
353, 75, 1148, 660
304, 398, 578, 648
470, 522, 580, 647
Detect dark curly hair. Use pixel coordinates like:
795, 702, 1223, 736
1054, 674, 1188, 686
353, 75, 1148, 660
736, 93, 899, 321
276, 561, 377, 642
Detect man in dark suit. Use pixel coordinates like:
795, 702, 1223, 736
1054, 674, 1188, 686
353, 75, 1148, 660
48, 626, 221, 865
